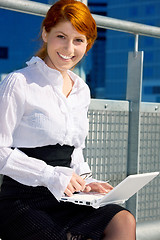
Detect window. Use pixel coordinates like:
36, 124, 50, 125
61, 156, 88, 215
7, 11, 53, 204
129, 7, 138, 17
0, 47, 8, 59
153, 86, 160, 94
144, 86, 152, 95
146, 5, 155, 15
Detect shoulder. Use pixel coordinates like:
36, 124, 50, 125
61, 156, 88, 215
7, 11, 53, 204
0, 63, 35, 100
0, 72, 23, 97
0, 60, 40, 97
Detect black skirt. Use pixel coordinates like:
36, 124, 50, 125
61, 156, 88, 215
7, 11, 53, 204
0, 145, 128, 240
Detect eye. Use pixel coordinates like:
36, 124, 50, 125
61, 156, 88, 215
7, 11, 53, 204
57, 35, 65, 39
75, 38, 84, 43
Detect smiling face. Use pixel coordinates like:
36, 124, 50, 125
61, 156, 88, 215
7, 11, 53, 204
42, 21, 88, 74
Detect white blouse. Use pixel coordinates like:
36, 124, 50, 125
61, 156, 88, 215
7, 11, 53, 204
0, 56, 92, 200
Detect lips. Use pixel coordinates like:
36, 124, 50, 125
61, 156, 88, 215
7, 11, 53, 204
58, 52, 74, 60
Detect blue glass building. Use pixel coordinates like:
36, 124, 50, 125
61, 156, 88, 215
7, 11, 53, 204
88, 0, 160, 102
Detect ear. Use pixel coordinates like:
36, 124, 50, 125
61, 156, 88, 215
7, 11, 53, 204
42, 27, 48, 43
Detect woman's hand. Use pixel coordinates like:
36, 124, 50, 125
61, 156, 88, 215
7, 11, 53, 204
83, 182, 113, 194
64, 172, 86, 197
64, 172, 113, 196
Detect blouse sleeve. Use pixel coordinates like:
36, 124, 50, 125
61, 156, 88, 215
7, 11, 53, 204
71, 146, 99, 184
0, 73, 73, 200
71, 147, 91, 175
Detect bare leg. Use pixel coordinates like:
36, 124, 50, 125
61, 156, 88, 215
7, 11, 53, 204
103, 210, 136, 240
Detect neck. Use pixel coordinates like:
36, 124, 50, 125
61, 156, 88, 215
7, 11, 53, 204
62, 73, 74, 98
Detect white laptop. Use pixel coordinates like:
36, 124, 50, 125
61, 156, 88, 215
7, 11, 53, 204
61, 172, 159, 208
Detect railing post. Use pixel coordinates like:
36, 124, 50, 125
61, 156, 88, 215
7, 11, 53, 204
126, 35, 144, 220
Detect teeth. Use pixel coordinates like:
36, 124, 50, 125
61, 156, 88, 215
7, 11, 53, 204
58, 53, 73, 60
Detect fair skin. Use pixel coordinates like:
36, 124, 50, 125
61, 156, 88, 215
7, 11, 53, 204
43, 20, 136, 240
42, 20, 113, 196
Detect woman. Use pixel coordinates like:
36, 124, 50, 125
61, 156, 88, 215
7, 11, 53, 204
0, 0, 136, 239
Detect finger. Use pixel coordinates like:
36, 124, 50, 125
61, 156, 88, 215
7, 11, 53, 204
83, 185, 91, 192
66, 182, 75, 194
91, 184, 107, 193
70, 173, 86, 191
98, 185, 111, 193
84, 182, 98, 192
71, 181, 85, 192
101, 182, 114, 190
75, 175, 86, 188
87, 182, 111, 193
64, 188, 73, 197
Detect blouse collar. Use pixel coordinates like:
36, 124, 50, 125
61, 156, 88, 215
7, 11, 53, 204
26, 56, 85, 92
26, 56, 63, 88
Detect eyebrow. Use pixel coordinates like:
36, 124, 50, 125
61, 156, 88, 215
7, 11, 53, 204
55, 31, 67, 36
55, 31, 86, 39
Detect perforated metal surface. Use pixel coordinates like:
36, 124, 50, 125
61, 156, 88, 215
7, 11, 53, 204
83, 100, 160, 222
84, 109, 128, 186
138, 111, 160, 221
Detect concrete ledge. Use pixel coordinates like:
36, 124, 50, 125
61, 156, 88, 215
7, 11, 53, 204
136, 220, 160, 240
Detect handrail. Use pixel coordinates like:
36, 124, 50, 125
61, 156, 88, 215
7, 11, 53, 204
0, 0, 160, 38
94, 14, 160, 38
0, 0, 50, 17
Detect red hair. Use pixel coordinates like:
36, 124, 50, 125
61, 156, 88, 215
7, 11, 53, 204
36, 0, 97, 59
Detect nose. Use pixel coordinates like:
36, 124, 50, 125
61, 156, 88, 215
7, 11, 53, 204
64, 40, 74, 55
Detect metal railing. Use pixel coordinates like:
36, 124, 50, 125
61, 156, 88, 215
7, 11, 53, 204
0, 0, 160, 239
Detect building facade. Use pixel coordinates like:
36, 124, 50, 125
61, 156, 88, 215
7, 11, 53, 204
90, 0, 160, 102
